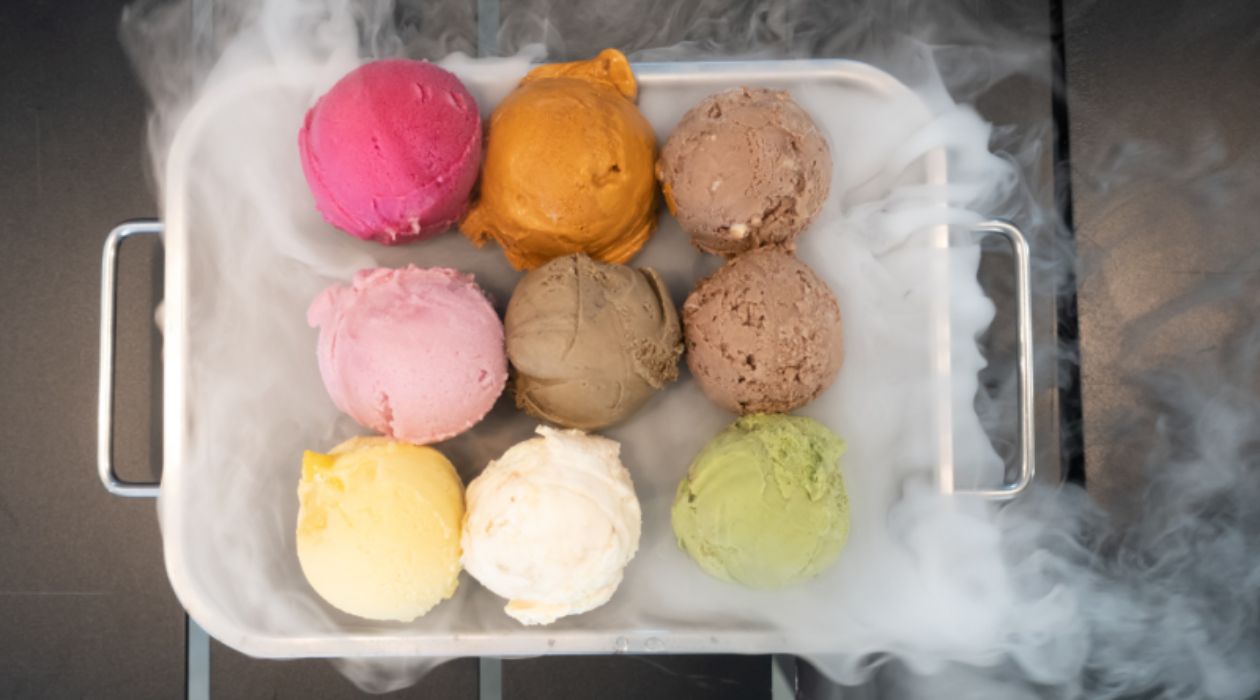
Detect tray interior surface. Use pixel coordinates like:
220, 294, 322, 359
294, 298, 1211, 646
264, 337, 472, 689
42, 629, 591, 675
158, 58, 1000, 658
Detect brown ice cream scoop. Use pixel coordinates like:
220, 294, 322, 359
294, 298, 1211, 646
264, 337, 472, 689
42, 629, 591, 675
506, 253, 683, 430
683, 247, 843, 414
656, 87, 832, 256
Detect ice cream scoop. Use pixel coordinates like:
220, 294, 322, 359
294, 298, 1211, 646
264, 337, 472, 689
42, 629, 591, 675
505, 254, 682, 430
460, 49, 658, 269
462, 426, 641, 625
307, 266, 507, 444
656, 87, 831, 256
684, 247, 843, 414
299, 59, 482, 244
296, 437, 465, 621
671, 414, 849, 589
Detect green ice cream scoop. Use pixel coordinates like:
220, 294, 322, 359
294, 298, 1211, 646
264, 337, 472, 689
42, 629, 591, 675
671, 414, 849, 589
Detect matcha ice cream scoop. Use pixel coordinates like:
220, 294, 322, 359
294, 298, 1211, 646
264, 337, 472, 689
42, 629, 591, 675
671, 414, 849, 589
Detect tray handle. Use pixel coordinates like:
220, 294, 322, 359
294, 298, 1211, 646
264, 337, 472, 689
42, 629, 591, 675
955, 220, 1036, 499
94, 218, 1033, 499
98, 220, 163, 498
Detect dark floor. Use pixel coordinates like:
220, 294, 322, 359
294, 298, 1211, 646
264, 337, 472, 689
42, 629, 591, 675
3, 0, 1259, 697
1065, 0, 1260, 520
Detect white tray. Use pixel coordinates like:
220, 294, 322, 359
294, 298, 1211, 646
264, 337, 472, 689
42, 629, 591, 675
98, 58, 1032, 660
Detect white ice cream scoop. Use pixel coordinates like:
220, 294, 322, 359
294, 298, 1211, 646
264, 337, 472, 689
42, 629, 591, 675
461, 426, 642, 626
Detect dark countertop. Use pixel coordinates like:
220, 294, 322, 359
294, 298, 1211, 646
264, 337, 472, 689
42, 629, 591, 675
6, 0, 1256, 696
1065, 0, 1260, 519
0, 1, 182, 697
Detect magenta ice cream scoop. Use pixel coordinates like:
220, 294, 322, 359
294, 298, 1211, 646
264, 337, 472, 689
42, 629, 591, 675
299, 60, 482, 244
307, 266, 507, 444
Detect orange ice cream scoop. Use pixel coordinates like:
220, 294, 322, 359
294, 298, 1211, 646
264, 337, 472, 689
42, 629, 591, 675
460, 49, 658, 270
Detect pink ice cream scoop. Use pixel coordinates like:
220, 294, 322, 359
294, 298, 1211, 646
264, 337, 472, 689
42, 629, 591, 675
299, 60, 482, 244
308, 266, 507, 444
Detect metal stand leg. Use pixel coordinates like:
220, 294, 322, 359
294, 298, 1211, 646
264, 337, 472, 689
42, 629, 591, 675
479, 657, 502, 700
186, 617, 210, 700
477, 0, 500, 57
772, 654, 799, 700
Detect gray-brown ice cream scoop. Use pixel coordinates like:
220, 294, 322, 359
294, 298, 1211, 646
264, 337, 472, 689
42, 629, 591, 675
656, 87, 832, 257
505, 253, 683, 430
683, 247, 844, 414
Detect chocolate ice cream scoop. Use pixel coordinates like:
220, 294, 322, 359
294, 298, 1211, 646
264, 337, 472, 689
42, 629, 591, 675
656, 87, 832, 256
506, 254, 683, 430
683, 247, 843, 414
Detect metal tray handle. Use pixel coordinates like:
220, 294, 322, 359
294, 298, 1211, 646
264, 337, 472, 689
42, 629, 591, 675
956, 220, 1036, 499
98, 220, 163, 498
94, 218, 1033, 501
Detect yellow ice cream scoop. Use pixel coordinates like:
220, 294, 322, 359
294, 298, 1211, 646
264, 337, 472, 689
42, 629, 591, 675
296, 436, 465, 622
460, 48, 658, 270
